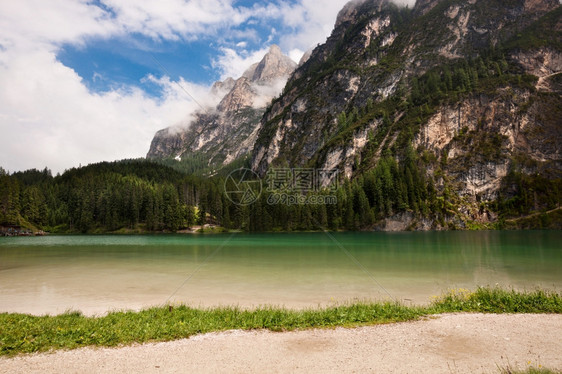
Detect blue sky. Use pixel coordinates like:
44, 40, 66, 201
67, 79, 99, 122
57, 37, 217, 96
56, 1, 306, 96
0, 0, 364, 173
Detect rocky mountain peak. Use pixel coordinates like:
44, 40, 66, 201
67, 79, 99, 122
298, 48, 314, 66
211, 77, 236, 97
217, 77, 253, 113
250, 0, 561, 229
147, 45, 297, 165
335, 0, 364, 28
218, 45, 297, 113
243, 44, 297, 83
267, 44, 283, 56
335, 0, 389, 29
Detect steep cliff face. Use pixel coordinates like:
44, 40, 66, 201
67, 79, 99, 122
147, 45, 296, 167
251, 0, 561, 228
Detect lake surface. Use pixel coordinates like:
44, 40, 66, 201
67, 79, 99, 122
1, 231, 561, 316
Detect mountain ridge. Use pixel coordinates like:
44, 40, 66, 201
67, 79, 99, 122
146, 0, 561, 230
146, 45, 297, 167
249, 0, 561, 229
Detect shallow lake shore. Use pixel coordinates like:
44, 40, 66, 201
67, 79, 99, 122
1, 232, 561, 317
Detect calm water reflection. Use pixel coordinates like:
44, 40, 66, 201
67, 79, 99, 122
0, 231, 560, 315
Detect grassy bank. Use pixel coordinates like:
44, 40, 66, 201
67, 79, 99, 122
0, 288, 560, 357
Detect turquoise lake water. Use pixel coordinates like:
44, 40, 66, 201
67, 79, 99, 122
0, 231, 560, 315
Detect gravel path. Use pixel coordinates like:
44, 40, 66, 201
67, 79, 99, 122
2, 313, 561, 374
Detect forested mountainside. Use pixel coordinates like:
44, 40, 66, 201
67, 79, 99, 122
2, 0, 561, 233
1, 161, 281, 234
251, 0, 561, 230
1, 159, 418, 233
0, 162, 204, 233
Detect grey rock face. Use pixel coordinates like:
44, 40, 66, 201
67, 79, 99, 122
250, 0, 561, 227
147, 45, 297, 167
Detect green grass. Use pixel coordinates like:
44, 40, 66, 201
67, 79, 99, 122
500, 367, 561, 374
431, 287, 562, 314
0, 287, 560, 357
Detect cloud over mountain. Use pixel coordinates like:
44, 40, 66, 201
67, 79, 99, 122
0, 0, 350, 173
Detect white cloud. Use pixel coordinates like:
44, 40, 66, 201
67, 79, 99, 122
251, 78, 289, 108
289, 48, 306, 64
0, 0, 117, 50
0, 0, 366, 173
276, 0, 350, 52
0, 48, 207, 174
212, 46, 270, 81
393, 0, 416, 7
99, 0, 252, 40
209, 0, 352, 82
0, 0, 223, 173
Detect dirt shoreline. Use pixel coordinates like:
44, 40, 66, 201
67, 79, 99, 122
2, 313, 561, 374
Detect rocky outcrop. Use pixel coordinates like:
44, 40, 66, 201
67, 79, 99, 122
246, 45, 296, 83
250, 0, 561, 228
147, 45, 297, 167
413, 0, 441, 16
145, 0, 560, 229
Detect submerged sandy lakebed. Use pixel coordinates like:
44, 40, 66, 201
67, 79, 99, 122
2, 313, 561, 374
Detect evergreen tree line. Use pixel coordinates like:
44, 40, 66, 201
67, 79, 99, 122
407, 49, 539, 110
244, 150, 439, 232
0, 152, 444, 233
0, 161, 208, 233
1, 153, 558, 233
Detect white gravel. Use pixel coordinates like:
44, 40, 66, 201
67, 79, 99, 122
1, 313, 561, 374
